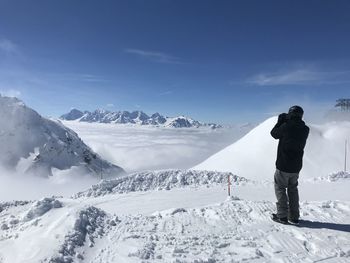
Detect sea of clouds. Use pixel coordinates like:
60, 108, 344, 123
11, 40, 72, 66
62, 121, 250, 173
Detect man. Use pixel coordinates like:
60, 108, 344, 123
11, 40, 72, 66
270, 105, 309, 225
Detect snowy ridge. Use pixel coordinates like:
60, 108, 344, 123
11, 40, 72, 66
60, 109, 221, 129
327, 171, 350, 181
22, 197, 62, 222
74, 170, 247, 198
0, 95, 124, 177
307, 171, 350, 182
0, 201, 31, 214
0, 201, 32, 230
49, 206, 106, 263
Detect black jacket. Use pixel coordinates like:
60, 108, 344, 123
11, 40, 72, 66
270, 115, 309, 173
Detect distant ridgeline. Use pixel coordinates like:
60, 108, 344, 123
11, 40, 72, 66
325, 98, 350, 121
60, 109, 222, 129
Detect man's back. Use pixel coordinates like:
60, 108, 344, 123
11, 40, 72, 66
271, 116, 309, 173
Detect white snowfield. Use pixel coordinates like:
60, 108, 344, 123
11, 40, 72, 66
194, 117, 350, 180
0, 170, 349, 263
0, 95, 124, 177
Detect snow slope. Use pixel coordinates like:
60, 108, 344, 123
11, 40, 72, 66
0, 95, 124, 177
194, 117, 350, 180
0, 170, 349, 263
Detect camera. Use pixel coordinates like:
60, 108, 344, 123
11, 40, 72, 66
278, 113, 289, 123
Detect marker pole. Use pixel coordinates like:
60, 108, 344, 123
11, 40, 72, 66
345, 140, 348, 172
228, 174, 231, 196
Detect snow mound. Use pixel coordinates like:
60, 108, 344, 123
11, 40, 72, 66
74, 170, 247, 198
0, 95, 124, 177
49, 206, 106, 263
23, 197, 62, 222
310, 171, 350, 182
328, 171, 350, 181
0, 200, 31, 214
194, 116, 350, 180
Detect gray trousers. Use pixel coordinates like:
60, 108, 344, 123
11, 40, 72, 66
274, 169, 299, 220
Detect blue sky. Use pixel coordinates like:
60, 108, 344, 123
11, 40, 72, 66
0, 0, 350, 124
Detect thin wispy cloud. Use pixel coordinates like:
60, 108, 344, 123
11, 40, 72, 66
247, 69, 350, 86
59, 73, 109, 83
159, 90, 173, 96
44, 73, 109, 83
0, 39, 19, 54
125, 49, 182, 64
78, 74, 109, 82
106, 103, 115, 108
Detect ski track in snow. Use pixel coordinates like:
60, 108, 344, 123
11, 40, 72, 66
85, 198, 350, 263
0, 171, 349, 263
2, 195, 348, 262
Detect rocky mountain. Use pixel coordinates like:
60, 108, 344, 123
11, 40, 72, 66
0, 95, 125, 177
60, 109, 85, 121
60, 109, 221, 128
164, 116, 221, 129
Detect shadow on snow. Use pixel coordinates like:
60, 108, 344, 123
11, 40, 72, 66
299, 220, 350, 233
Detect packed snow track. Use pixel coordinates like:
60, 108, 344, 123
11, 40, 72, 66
0, 170, 349, 262
86, 198, 350, 263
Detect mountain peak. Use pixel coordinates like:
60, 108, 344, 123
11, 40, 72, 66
61, 109, 220, 128
0, 98, 125, 177
60, 109, 84, 121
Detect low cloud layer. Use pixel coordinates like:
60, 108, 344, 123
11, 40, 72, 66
0, 123, 251, 201
0, 167, 99, 201
63, 122, 250, 173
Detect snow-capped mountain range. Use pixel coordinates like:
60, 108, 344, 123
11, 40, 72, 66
60, 109, 222, 128
0, 95, 124, 177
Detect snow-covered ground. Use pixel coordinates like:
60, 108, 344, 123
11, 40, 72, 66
62, 121, 250, 172
0, 170, 349, 263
